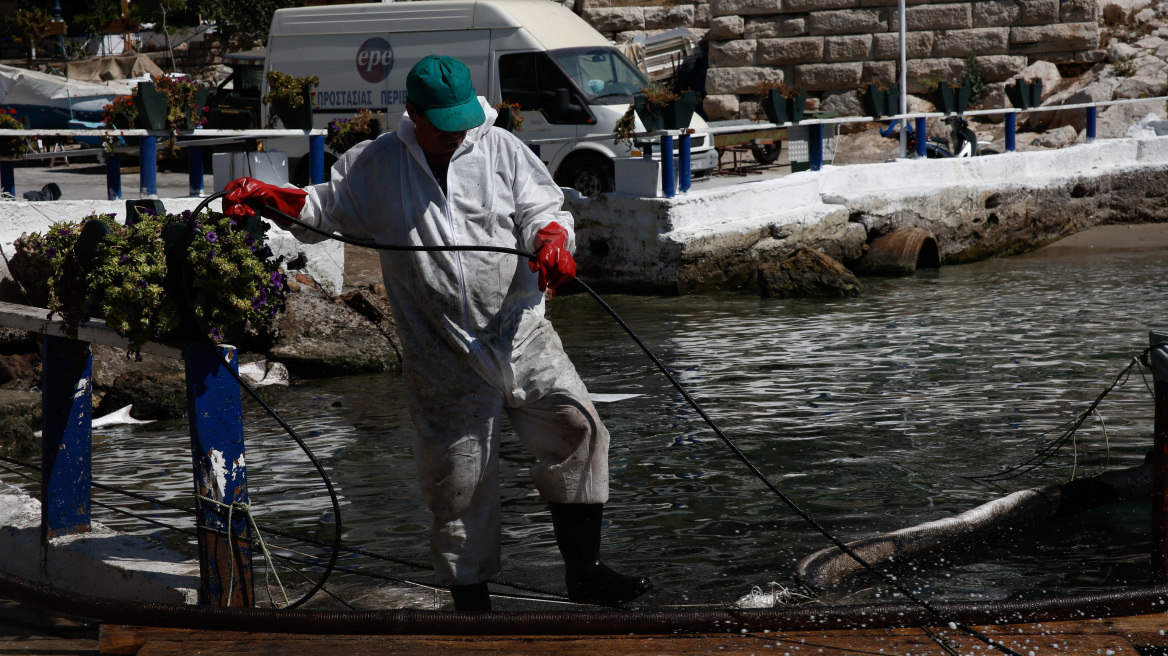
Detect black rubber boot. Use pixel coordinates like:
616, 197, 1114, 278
548, 502, 652, 606
449, 582, 491, 611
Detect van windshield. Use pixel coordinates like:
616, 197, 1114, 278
548, 47, 649, 104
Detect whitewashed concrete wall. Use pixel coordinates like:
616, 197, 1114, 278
0, 198, 344, 297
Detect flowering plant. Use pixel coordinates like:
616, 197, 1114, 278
493, 101, 524, 132
0, 108, 32, 159
101, 95, 138, 156
15, 209, 287, 356
138, 75, 209, 156
325, 109, 381, 156
263, 71, 319, 129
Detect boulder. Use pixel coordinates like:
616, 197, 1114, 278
96, 369, 188, 420
756, 247, 864, 299
0, 390, 39, 456
1031, 124, 1080, 148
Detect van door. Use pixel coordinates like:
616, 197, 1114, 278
494, 51, 592, 173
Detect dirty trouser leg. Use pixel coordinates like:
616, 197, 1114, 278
505, 324, 610, 504
407, 369, 506, 586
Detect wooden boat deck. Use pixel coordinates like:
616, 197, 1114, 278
97, 614, 1168, 655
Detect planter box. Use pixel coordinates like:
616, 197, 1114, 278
861, 83, 899, 119
182, 87, 209, 130
1005, 79, 1043, 110
272, 85, 315, 130
134, 81, 168, 131
494, 106, 518, 132
936, 79, 971, 115
633, 90, 698, 132
761, 89, 806, 125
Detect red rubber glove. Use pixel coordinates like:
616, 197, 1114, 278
528, 222, 576, 293
222, 177, 307, 227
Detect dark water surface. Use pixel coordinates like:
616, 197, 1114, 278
44, 246, 1168, 609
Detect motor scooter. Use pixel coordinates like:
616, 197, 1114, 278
880, 116, 999, 158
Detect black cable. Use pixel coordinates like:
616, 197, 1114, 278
242, 198, 1022, 654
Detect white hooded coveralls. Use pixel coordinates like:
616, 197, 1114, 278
293, 100, 610, 585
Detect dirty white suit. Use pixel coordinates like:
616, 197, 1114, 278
291, 100, 610, 585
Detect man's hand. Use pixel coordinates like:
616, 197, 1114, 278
528, 222, 576, 293
222, 177, 308, 228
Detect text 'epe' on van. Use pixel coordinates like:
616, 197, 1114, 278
263, 0, 718, 196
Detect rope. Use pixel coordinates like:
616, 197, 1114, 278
193, 494, 290, 608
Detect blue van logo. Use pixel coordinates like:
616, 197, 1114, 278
356, 38, 393, 83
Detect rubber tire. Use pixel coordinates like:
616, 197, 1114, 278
978, 147, 1001, 156
751, 142, 782, 164
292, 152, 338, 186
555, 152, 614, 199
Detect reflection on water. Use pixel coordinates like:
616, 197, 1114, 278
21, 247, 1168, 609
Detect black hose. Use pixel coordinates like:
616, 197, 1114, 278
2, 568, 1166, 636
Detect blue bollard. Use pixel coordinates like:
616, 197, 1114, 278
106, 153, 122, 200
1086, 106, 1097, 144
309, 134, 324, 185
1006, 113, 1017, 152
661, 134, 675, 198
915, 117, 927, 158
188, 145, 205, 197
1, 161, 13, 199
140, 135, 157, 198
809, 123, 823, 171
183, 342, 254, 606
679, 133, 691, 194
40, 336, 93, 541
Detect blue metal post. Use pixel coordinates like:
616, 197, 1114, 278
40, 336, 93, 542
140, 135, 157, 198
188, 145, 205, 197
1006, 113, 1017, 152
1, 161, 13, 199
184, 343, 254, 607
1086, 106, 1097, 144
809, 123, 823, 172
1151, 330, 1168, 582
106, 153, 122, 200
661, 134, 675, 198
309, 135, 324, 185
914, 117, 927, 159
679, 133, 691, 194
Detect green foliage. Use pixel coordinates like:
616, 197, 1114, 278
326, 109, 382, 156
1113, 56, 1137, 77
0, 110, 33, 160
6, 7, 52, 57
197, 0, 302, 40
613, 105, 636, 147
962, 55, 987, 106
263, 70, 319, 129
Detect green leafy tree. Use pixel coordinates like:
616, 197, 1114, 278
196, 0, 302, 40
6, 6, 52, 60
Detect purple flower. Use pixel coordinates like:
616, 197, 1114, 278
138, 278, 147, 289
45, 247, 57, 258
210, 326, 222, 340
244, 234, 256, 246
206, 231, 218, 243
59, 228, 72, 236
206, 250, 216, 260
182, 210, 192, 220
259, 245, 273, 259
120, 253, 130, 264
270, 271, 284, 288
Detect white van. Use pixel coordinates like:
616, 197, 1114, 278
263, 0, 718, 195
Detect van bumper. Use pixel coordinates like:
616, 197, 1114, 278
690, 149, 719, 176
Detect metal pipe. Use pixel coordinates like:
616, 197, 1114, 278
188, 145, 205, 197
40, 335, 93, 542
915, 117, 926, 158
1151, 330, 1168, 582
309, 135, 325, 185
661, 134, 674, 198
1, 161, 13, 198
679, 133, 691, 194
809, 123, 823, 171
140, 135, 158, 198
1086, 106, 1097, 144
1006, 113, 1017, 152
106, 153, 121, 200
898, 0, 906, 159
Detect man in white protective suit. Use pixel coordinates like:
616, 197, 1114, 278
221, 55, 651, 611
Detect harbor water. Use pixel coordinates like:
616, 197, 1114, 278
23, 240, 1168, 610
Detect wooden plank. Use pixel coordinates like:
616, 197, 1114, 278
0, 301, 180, 360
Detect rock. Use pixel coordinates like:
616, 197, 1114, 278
1031, 124, 1080, 148
1037, 78, 1119, 131
1013, 60, 1061, 101
96, 370, 188, 420
1113, 69, 1168, 99
1099, 98, 1168, 137
703, 94, 740, 120
756, 247, 864, 298
821, 90, 863, 116
0, 390, 39, 456
708, 15, 743, 39
0, 353, 38, 390
267, 286, 401, 378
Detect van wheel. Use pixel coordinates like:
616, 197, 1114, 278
751, 143, 781, 164
292, 152, 338, 186
556, 153, 613, 198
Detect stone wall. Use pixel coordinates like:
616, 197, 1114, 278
577, 0, 1105, 121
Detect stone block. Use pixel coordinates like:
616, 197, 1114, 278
820, 89, 864, 115
745, 15, 807, 37
1114, 71, 1168, 99
895, 3, 971, 31
646, 4, 696, 28
930, 27, 1009, 57
808, 8, 887, 35
858, 0, 929, 8
709, 15, 745, 38
710, 39, 758, 66
784, 0, 858, 10
862, 60, 896, 85
758, 36, 825, 64
906, 57, 963, 93
1060, 0, 1099, 22
695, 3, 711, 27
975, 55, 1029, 82
825, 34, 873, 61
796, 61, 864, 89
703, 94, 741, 120
1009, 23, 1100, 53
583, 7, 646, 31
706, 66, 784, 94
874, 32, 934, 60
711, 0, 781, 16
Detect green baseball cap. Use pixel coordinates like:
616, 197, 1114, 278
406, 55, 485, 133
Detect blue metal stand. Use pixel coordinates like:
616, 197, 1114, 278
309, 135, 324, 185
1006, 113, 1017, 152
183, 343, 254, 607
106, 153, 122, 200
140, 135, 157, 198
1086, 106, 1097, 144
1, 161, 13, 198
40, 335, 93, 541
661, 134, 675, 198
1151, 330, 1168, 582
679, 133, 691, 194
188, 145, 205, 196
914, 117, 927, 158
809, 123, 823, 171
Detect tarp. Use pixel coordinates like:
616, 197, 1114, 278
0, 64, 143, 127
64, 54, 163, 83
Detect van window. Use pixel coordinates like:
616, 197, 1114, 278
498, 52, 589, 124
548, 47, 648, 104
